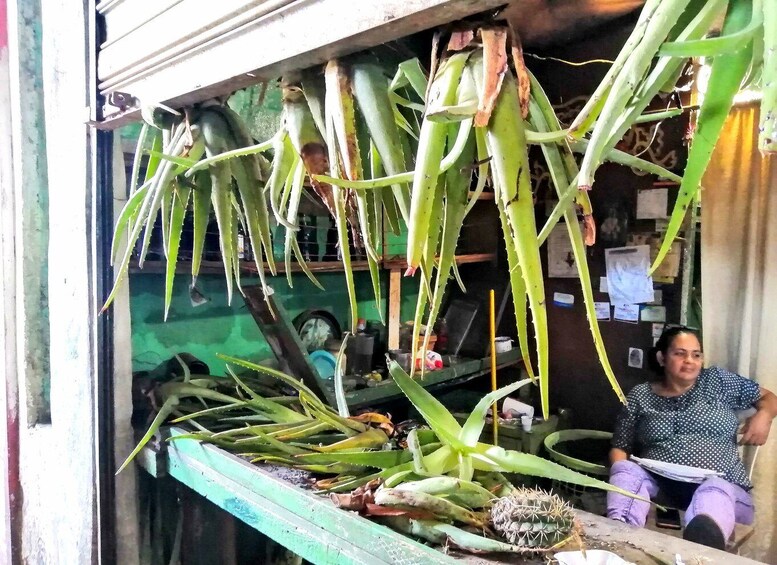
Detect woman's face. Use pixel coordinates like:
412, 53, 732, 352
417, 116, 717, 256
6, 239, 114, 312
657, 332, 703, 386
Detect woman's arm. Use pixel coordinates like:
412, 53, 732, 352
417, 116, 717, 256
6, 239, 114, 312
740, 386, 777, 445
609, 448, 629, 464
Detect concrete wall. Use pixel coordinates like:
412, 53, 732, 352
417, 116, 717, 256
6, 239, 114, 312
128, 270, 422, 376
0, 1, 127, 562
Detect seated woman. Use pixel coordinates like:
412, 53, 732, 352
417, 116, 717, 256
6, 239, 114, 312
607, 326, 777, 549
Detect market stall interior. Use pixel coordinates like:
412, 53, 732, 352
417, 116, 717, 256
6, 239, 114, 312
98, 0, 775, 563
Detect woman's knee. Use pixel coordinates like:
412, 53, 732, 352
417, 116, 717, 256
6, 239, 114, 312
609, 460, 657, 497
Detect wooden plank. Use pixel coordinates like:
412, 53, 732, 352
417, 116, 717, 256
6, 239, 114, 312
387, 269, 402, 350
240, 286, 337, 406
95, 0, 505, 128
158, 428, 463, 565
382, 253, 496, 270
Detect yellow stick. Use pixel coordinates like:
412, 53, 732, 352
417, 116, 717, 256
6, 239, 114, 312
489, 289, 498, 446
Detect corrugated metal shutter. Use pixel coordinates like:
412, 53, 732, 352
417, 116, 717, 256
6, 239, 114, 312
95, 0, 504, 127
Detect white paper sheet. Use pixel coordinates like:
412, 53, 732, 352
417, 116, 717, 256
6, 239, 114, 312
605, 245, 655, 305
595, 302, 611, 320
599, 276, 609, 293
548, 224, 578, 277
636, 188, 668, 219
631, 456, 723, 483
614, 303, 640, 322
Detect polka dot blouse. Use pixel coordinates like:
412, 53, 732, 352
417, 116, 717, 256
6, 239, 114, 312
612, 367, 761, 489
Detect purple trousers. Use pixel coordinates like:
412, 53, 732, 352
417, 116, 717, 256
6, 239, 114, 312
607, 460, 754, 540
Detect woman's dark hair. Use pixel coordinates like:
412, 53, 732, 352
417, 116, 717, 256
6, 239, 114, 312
646, 326, 701, 379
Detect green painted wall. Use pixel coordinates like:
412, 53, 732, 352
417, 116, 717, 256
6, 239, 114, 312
129, 270, 420, 375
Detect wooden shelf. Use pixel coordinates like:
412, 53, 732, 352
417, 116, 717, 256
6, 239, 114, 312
381, 252, 496, 270
130, 255, 495, 276
128, 259, 372, 275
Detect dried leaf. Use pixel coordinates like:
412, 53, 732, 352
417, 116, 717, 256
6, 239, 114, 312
475, 27, 508, 127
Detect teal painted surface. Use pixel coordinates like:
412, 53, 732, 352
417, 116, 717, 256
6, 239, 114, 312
141, 428, 461, 565
129, 270, 408, 375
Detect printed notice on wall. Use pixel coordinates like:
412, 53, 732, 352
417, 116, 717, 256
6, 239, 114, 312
548, 224, 578, 278
614, 303, 640, 322
605, 245, 655, 305
636, 188, 668, 219
595, 302, 611, 321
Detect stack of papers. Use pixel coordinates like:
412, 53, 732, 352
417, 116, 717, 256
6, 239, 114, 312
631, 456, 723, 483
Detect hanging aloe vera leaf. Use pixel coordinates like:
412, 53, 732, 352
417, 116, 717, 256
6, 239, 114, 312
136, 121, 192, 266
128, 122, 150, 195
607, 0, 727, 153
163, 181, 191, 320
214, 104, 277, 277
368, 140, 399, 245
284, 158, 307, 288
190, 170, 212, 284
406, 51, 470, 273
391, 58, 429, 100
568, 140, 683, 183
759, 0, 776, 153
114, 128, 163, 265
326, 57, 384, 301
568, 0, 663, 137
183, 135, 275, 176
472, 52, 548, 417
529, 74, 626, 404
322, 73, 359, 332
199, 110, 237, 303
658, 3, 763, 58
284, 80, 337, 217
474, 27, 509, 127
652, 0, 754, 272
230, 203, 243, 298
110, 180, 151, 265
290, 237, 325, 290
578, 0, 694, 189
412, 176, 445, 374
352, 61, 412, 222
450, 259, 466, 293
266, 129, 299, 229
102, 129, 191, 312
300, 68, 327, 140
421, 125, 475, 361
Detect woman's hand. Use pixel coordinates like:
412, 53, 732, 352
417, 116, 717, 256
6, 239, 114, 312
609, 448, 629, 464
740, 410, 773, 445
742, 387, 777, 445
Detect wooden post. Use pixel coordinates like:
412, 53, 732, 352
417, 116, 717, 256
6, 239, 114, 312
388, 269, 402, 350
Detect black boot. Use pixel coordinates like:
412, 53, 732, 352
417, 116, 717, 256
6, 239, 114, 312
683, 514, 726, 551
